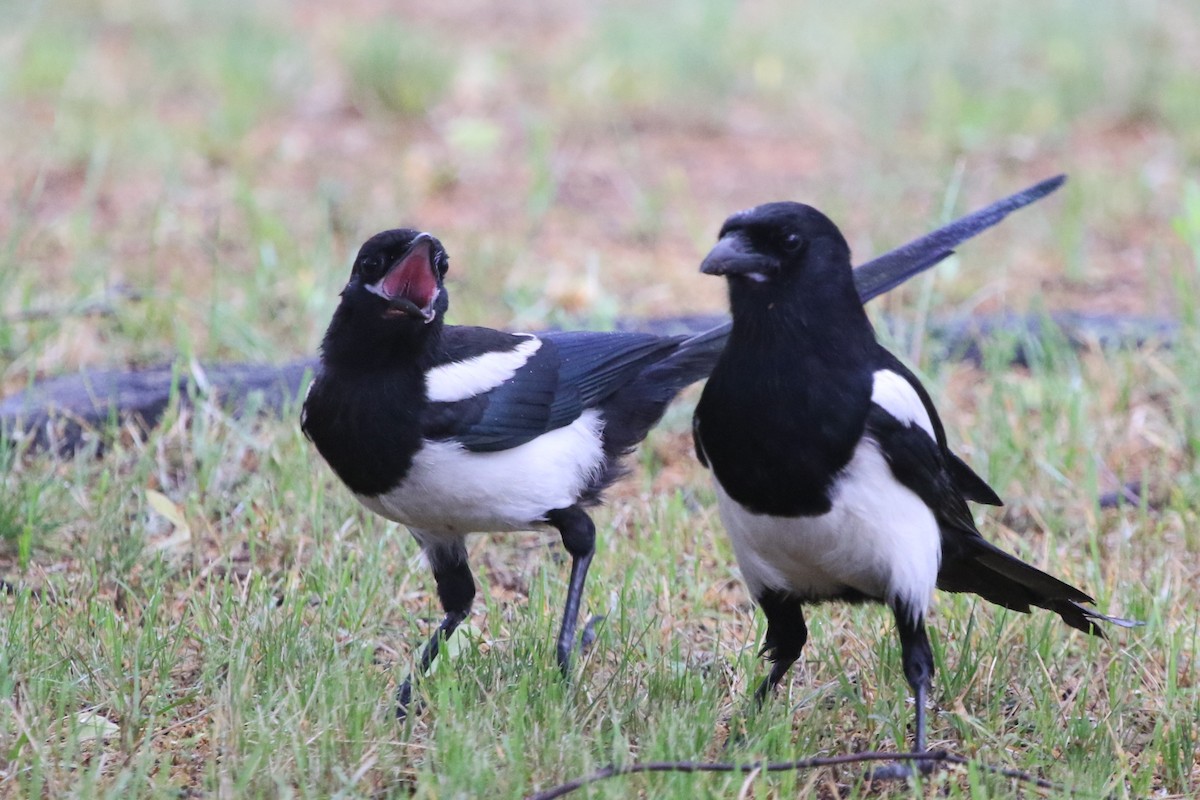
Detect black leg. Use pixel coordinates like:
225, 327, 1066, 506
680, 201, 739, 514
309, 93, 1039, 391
752, 590, 808, 707
397, 534, 476, 720
546, 506, 596, 675
894, 602, 934, 755
869, 600, 935, 780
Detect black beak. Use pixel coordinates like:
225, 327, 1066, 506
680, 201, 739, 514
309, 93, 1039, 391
700, 233, 778, 278
365, 232, 441, 323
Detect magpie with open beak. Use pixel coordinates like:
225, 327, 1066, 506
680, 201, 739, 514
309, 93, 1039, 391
301, 177, 1069, 718
692, 190, 1137, 776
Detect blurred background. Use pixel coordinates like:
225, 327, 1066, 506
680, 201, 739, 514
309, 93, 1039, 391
3, 0, 1198, 386
3, 3, 1200, 797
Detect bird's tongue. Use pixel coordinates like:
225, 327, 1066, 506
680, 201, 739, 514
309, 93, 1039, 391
380, 240, 437, 310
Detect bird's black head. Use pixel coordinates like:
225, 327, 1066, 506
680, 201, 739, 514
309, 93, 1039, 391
320, 229, 451, 369
701, 202, 866, 339
702, 201, 850, 284
351, 229, 449, 321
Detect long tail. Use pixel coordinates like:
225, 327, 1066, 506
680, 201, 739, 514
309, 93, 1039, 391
938, 534, 1141, 637
600, 324, 730, 456
854, 174, 1067, 301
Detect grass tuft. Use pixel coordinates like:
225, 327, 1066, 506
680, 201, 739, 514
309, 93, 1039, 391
341, 22, 454, 119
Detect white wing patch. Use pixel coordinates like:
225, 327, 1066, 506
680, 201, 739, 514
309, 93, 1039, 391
871, 369, 935, 439
425, 335, 541, 403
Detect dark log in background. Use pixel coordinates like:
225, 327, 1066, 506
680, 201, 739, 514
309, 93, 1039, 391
0, 311, 1175, 511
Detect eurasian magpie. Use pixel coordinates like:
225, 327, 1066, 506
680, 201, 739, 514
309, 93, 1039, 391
692, 196, 1137, 774
300, 176, 1068, 717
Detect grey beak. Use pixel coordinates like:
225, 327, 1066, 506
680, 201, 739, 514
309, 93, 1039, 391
700, 233, 778, 277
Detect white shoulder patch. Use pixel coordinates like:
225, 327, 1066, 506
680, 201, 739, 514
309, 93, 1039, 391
300, 377, 315, 427
426, 335, 542, 403
871, 369, 936, 439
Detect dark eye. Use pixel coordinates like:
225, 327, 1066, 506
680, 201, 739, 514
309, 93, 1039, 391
359, 256, 383, 279
783, 233, 803, 252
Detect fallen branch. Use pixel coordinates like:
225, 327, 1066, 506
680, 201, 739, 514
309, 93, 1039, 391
1, 359, 314, 456
1, 311, 1177, 456
525, 748, 1064, 800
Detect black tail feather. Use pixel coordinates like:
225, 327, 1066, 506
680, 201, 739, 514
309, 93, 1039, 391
1049, 599, 1142, 637
854, 175, 1067, 303
858, 249, 954, 300
939, 533, 1139, 637
599, 323, 730, 457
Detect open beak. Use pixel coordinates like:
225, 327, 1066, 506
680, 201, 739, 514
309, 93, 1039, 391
365, 232, 441, 322
700, 232, 777, 282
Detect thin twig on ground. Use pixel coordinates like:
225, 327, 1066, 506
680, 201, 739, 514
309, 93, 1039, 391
525, 749, 1065, 800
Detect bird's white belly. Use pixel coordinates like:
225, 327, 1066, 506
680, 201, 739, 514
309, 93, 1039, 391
715, 437, 940, 617
355, 410, 606, 536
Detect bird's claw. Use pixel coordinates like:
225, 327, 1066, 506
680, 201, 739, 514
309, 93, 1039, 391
579, 614, 605, 652
865, 757, 937, 782
396, 678, 427, 721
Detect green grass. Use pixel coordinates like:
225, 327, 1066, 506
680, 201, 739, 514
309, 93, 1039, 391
2, 372, 1195, 798
340, 21, 454, 119
3, 0, 1199, 797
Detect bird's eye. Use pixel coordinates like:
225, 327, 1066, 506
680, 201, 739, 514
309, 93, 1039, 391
360, 256, 383, 279
783, 233, 804, 252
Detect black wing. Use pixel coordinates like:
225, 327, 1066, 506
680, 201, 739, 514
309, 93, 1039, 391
865, 392, 1130, 636
422, 326, 682, 453
863, 401, 980, 538
873, 349, 1003, 506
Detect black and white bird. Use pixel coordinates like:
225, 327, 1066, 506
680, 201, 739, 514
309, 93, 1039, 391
692, 197, 1136, 772
300, 177, 1068, 717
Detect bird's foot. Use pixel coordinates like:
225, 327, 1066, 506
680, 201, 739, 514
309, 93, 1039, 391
558, 614, 606, 676
395, 677, 424, 721
720, 724, 749, 754
865, 753, 939, 782
579, 614, 605, 652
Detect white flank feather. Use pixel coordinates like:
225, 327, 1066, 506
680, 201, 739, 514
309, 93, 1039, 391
715, 436, 940, 621
357, 410, 606, 536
